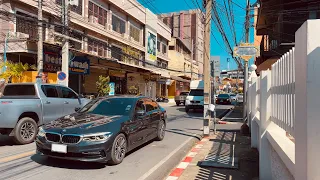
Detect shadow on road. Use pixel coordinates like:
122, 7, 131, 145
0, 135, 16, 146
194, 130, 259, 180
166, 129, 202, 140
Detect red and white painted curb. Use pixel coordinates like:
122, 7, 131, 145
165, 137, 210, 180
217, 109, 238, 124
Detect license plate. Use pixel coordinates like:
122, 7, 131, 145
51, 144, 67, 153
220, 100, 223, 102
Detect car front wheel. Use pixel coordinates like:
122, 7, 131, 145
155, 120, 166, 141
13, 117, 38, 145
108, 133, 127, 165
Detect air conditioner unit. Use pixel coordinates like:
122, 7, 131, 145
89, 15, 98, 24
16, 32, 29, 39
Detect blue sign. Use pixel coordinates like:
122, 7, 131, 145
57, 72, 67, 81
69, 56, 90, 75
109, 82, 115, 96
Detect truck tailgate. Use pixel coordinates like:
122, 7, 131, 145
0, 98, 42, 128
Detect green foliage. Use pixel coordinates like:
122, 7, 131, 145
96, 75, 110, 97
0, 61, 36, 82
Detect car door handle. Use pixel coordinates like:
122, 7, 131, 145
45, 101, 51, 104
64, 101, 69, 104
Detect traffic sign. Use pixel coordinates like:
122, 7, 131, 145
57, 71, 67, 81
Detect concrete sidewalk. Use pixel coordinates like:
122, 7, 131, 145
165, 109, 259, 180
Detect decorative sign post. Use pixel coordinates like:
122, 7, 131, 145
233, 43, 259, 121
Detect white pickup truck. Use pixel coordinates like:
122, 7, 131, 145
0, 83, 90, 144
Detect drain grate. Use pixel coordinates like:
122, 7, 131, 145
199, 154, 239, 169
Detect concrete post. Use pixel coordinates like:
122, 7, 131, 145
259, 70, 272, 180
295, 20, 320, 180
250, 77, 258, 148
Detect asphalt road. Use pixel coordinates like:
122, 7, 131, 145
0, 104, 233, 180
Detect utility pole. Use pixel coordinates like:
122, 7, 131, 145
203, 0, 212, 136
62, 0, 69, 86
243, 0, 250, 121
227, 58, 230, 71
191, 39, 194, 80
37, 0, 43, 75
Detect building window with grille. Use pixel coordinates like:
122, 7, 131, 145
16, 11, 45, 40
130, 25, 140, 42
112, 15, 126, 34
162, 44, 167, 54
56, 0, 82, 15
88, 39, 108, 56
88, 1, 108, 25
157, 41, 161, 53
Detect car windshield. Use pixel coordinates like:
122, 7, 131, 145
79, 98, 135, 116
218, 94, 230, 98
230, 94, 236, 97
188, 89, 204, 96
180, 92, 188, 96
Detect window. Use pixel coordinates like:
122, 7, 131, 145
88, 1, 107, 25
3, 85, 36, 96
58, 86, 77, 99
130, 25, 140, 42
188, 89, 204, 96
41, 85, 59, 98
56, 0, 82, 15
16, 11, 45, 40
157, 41, 161, 52
112, 15, 126, 34
180, 92, 189, 96
135, 100, 145, 112
218, 94, 230, 98
162, 44, 167, 54
88, 38, 108, 56
144, 99, 155, 112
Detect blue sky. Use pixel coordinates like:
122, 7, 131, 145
138, 0, 255, 71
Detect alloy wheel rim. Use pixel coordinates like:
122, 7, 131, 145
20, 122, 35, 141
114, 136, 126, 161
159, 122, 165, 138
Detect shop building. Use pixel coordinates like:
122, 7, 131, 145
0, 0, 171, 98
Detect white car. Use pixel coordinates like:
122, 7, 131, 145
230, 94, 237, 101
236, 93, 244, 103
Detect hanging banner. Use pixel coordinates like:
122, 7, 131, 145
147, 31, 157, 61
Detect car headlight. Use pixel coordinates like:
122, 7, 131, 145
82, 132, 112, 142
37, 126, 45, 137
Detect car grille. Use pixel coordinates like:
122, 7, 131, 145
45, 133, 60, 143
62, 135, 81, 144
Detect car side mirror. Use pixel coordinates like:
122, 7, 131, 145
75, 107, 81, 112
136, 110, 146, 117
78, 94, 84, 98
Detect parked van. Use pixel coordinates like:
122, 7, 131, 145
185, 80, 204, 112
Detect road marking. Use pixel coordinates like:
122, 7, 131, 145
137, 137, 193, 180
0, 150, 35, 163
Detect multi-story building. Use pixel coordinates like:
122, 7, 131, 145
254, 0, 319, 74
159, 9, 204, 79
210, 56, 220, 78
220, 69, 251, 80
0, 0, 171, 99
167, 37, 198, 98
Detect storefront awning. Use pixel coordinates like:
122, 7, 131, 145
152, 69, 170, 78
170, 75, 190, 83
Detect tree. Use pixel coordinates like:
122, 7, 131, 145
96, 75, 110, 97
0, 61, 36, 83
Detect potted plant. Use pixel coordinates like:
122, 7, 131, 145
96, 75, 110, 97
0, 61, 36, 83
